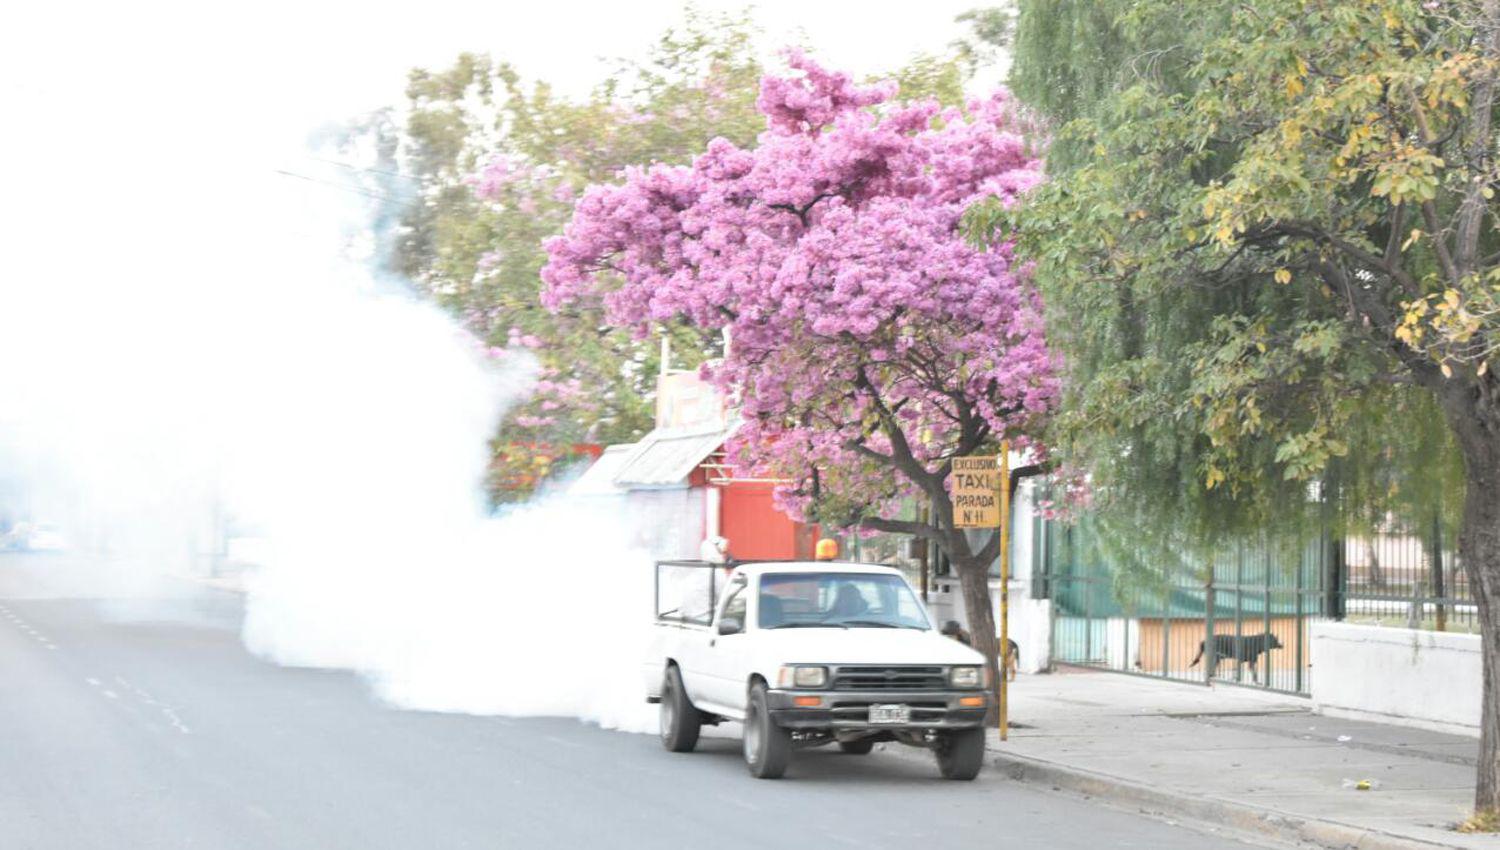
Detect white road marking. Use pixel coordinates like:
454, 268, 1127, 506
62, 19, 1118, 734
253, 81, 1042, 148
0, 607, 57, 650
115, 676, 192, 734
159, 708, 192, 735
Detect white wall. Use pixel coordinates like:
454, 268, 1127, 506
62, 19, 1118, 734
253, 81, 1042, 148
1010, 594, 1051, 673
1310, 621, 1481, 736
624, 486, 706, 561
926, 578, 1051, 674
913, 475, 1054, 673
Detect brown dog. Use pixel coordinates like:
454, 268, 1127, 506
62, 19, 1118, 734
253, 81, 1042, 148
940, 621, 1020, 681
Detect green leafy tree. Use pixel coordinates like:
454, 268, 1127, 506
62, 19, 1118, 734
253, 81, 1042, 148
981, 0, 1500, 817
391, 11, 766, 499
386, 9, 985, 500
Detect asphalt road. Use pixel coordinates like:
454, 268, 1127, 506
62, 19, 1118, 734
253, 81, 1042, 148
0, 554, 1272, 850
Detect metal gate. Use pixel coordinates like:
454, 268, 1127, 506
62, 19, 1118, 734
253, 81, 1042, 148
1039, 518, 1332, 695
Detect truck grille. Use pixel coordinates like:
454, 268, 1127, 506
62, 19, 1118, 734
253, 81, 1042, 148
831, 665, 946, 691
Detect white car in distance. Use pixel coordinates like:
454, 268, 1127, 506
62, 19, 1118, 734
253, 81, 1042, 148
646, 560, 991, 779
3, 521, 69, 553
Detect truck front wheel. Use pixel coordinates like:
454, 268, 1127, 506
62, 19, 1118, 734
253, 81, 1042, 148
935, 727, 986, 780
744, 682, 791, 779
659, 665, 700, 753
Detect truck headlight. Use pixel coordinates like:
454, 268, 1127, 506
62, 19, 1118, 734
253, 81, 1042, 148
777, 665, 828, 689
949, 666, 982, 688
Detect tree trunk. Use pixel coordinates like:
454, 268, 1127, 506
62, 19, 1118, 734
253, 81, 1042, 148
1464, 474, 1500, 815
1367, 539, 1386, 590
1462, 461, 1500, 815
1440, 386, 1500, 815
949, 535, 1002, 723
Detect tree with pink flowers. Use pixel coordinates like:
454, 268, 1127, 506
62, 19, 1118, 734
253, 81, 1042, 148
543, 52, 1054, 691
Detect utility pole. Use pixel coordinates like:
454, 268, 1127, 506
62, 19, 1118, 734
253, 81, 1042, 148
916, 503, 930, 602
999, 439, 1011, 740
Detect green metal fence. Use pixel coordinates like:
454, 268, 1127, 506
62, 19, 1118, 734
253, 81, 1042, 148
1038, 518, 1334, 695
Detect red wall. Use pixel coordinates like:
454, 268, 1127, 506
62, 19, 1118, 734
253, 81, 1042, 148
718, 482, 816, 561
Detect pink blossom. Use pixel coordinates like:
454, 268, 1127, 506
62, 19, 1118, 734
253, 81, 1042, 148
542, 54, 1055, 524
471, 156, 521, 200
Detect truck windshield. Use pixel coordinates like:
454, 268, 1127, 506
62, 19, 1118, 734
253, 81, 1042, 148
758, 572, 930, 630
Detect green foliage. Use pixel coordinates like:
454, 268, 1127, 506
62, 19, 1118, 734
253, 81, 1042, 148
390, 10, 768, 500
884, 52, 970, 106
1008, 1, 1213, 168
981, 0, 1493, 548
388, 8, 993, 501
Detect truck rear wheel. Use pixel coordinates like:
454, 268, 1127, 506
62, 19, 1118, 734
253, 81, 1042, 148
935, 727, 986, 780
744, 682, 791, 779
659, 665, 700, 753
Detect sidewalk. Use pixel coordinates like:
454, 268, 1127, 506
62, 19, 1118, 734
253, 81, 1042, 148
173, 565, 249, 595
993, 668, 1495, 850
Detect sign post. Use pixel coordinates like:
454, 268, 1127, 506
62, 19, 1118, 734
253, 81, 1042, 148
998, 440, 1010, 740
950, 450, 1010, 738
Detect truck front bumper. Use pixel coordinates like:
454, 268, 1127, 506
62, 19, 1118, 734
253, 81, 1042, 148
766, 689, 988, 730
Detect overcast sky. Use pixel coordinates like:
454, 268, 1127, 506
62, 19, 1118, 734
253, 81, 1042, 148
4, 1, 1003, 156
0, 0, 1007, 553
2, 1, 1005, 275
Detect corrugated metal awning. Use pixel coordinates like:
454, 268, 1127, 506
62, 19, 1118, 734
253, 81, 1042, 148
567, 444, 638, 497
612, 424, 736, 488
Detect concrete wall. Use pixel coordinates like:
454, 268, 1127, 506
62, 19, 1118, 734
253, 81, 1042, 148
1310, 621, 1481, 736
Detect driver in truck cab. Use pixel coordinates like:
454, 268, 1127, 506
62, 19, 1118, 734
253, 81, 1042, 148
648, 554, 992, 781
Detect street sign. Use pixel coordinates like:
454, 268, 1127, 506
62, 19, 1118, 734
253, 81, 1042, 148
950, 455, 1002, 529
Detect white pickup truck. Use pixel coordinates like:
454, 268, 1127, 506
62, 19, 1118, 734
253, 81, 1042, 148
645, 559, 991, 779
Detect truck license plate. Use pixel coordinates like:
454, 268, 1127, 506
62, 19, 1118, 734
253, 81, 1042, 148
869, 704, 910, 724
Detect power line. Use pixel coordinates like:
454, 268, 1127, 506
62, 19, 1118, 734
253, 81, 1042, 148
304, 155, 420, 182
271, 169, 415, 203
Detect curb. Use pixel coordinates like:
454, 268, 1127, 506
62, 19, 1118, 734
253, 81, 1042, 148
169, 573, 248, 595
989, 748, 1464, 850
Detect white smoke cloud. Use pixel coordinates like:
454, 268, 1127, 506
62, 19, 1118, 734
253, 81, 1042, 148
0, 121, 658, 732
0, 0, 1010, 741
245, 492, 656, 732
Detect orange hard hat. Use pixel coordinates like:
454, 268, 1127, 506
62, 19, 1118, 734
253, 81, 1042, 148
814, 538, 839, 560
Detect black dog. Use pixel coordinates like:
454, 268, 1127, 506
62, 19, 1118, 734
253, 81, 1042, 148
1189, 632, 1283, 683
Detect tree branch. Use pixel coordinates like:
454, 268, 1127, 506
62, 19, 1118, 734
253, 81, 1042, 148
1420, 199, 1461, 284
1009, 463, 1046, 502
1456, 4, 1500, 274
974, 528, 1003, 566
859, 515, 943, 542
1405, 89, 1463, 283
1385, 203, 1406, 268
1269, 220, 1423, 299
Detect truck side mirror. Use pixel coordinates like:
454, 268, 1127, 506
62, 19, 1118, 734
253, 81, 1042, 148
717, 617, 743, 636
